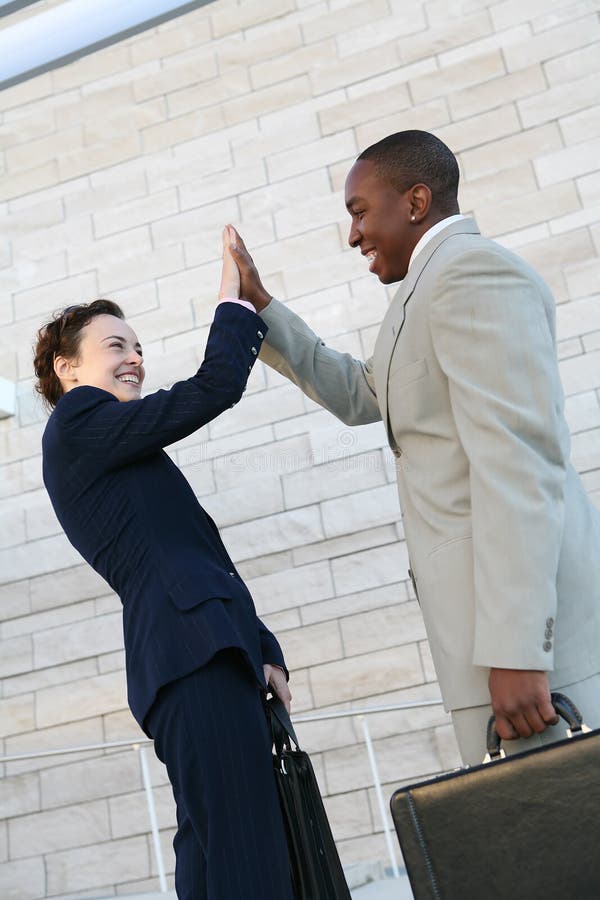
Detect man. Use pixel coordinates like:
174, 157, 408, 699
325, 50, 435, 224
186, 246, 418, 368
228, 130, 600, 765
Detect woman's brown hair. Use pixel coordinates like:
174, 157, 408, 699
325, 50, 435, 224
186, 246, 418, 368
34, 299, 125, 410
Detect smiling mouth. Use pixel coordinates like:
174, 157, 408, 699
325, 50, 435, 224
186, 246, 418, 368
364, 249, 377, 272
117, 373, 140, 385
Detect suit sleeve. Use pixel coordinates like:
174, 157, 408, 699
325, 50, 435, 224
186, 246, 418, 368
428, 248, 568, 671
259, 298, 381, 426
257, 617, 289, 677
53, 303, 266, 470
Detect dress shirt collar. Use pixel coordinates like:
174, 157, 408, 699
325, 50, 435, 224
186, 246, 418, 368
407, 214, 467, 273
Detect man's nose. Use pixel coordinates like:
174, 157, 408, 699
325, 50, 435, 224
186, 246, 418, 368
348, 223, 360, 248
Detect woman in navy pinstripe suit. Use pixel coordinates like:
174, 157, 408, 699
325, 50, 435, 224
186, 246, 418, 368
35, 232, 294, 900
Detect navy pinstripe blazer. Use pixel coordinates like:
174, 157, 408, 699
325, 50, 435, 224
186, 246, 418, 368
42, 303, 286, 733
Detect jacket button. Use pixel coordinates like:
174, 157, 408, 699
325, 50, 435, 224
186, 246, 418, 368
543, 640, 552, 652
257, 330, 264, 339
545, 617, 554, 628
251, 346, 258, 355
393, 448, 402, 458
228, 571, 235, 577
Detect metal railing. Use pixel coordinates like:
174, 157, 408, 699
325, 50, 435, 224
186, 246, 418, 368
0, 698, 444, 894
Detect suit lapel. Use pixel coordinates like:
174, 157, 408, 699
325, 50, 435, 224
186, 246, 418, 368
374, 218, 480, 451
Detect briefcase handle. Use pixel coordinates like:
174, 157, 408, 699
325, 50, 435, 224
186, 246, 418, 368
268, 696, 302, 754
485, 691, 592, 761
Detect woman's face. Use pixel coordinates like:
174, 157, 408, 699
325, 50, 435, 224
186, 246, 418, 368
55, 314, 145, 402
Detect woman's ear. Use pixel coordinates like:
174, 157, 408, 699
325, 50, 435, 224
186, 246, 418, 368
54, 355, 78, 387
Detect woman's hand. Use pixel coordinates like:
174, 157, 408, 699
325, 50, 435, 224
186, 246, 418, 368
264, 664, 292, 713
219, 225, 240, 300
226, 226, 272, 313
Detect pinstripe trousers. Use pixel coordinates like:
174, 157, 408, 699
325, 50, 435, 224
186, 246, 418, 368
146, 649, 294, 900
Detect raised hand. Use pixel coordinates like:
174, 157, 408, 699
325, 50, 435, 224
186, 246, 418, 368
218, 225, 240, 300
226, 226, 272, 313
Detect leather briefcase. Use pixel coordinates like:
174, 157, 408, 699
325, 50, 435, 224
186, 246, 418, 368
390, 693, 600, 900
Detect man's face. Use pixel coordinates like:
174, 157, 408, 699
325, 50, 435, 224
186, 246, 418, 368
344, 159, 417, 284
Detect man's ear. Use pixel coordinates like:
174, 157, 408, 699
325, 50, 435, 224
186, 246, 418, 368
54, 355, 78, 386
408, 184, 432, 223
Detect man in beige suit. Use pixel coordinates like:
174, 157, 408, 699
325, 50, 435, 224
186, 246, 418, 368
228, 131, 600, 764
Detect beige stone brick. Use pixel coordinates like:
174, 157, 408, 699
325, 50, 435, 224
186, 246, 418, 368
551, 204, 600, 237
491, 0, 549, 29
560, 350, 600, 396
565, 392, 600, 434
54, 86, 131, 129
93, 189, 178, 239
440, 23, 529, 68
518, 72, 600, 129
301, 579, 406, 626
0, 579, 30, 622
215, 25, 302, 71
29, 563, 108, 614
340, 8, 428, 59
280, 620, 344, 669
51, 44, 131, 92
33, 611, 122, 669
102, 244, 186, 295
561, 106, 600, 148
302, 0, 389, 43
571, 427, 600, 472
283, 450, 385, 509
36, 669, 128, 729
0, 535, 82, 587
311, 642, 423, 708
341, 601, 426, 656
324, 788, 373, 841
4, 715, 104, 776
0, 72, 53, 114
0, 101, 55, 151
40, 749, 141, 811
109, 784, 176, 839
410, 51, 505, 105
222, 75, 312, 127
461, 123, 563, 180
438, 103, 521, 155
0, 694, 34, 738
213, 434, 312, 491
13, 270, 97, 323
331, 540, 409, 596
141, 105, 225, 154
535, 136, 600, 188
401, 11, 492, 65
557, 336, 584, 361
318, 84, 412, 137
557, 297, 600, 341
307, 418, 387, 468
477, 182, 580, 237
178, 424, 275, 469
0, 161, 59, 203
504, 15, 599, 72
310, 40, 400, 96
9, 799, 110, 859
201, 473, 284, 528
151, 197, 236, 253
132, 51, 217, 104
58, 133, 141, 181
46, 834, 150, 895
250, 39, 337, 91
321, 483, 401, 539
520, 228, 594, 301
246, 559, 334, 616
355, 97, 451, 150
239, 169, 329, 223
179, 162, 267, 211
531, 0, 598, 32
222, 505, 324, 563
0, 633, 32, 678
565, 258, 600, 300
131, 16, 211, 66
0, 857, 45, 899
0, 769, 40, 820
448, 64, 545, 121
547, 41, 600, 89
211, 0, 296, 38
459, 163, 536, 214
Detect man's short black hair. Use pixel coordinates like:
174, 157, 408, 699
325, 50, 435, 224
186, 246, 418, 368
357, 130, 460, 215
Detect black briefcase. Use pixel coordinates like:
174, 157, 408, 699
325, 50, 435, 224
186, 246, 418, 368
267, 697, 352, 900
390, 693, 600, 900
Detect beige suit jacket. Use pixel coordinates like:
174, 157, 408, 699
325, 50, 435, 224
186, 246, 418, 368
259, 218, 600, 711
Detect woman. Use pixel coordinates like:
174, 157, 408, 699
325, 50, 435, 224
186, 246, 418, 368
34, 230, 294, 900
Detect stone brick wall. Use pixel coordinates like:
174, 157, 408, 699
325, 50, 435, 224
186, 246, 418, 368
1, 0, 599, 896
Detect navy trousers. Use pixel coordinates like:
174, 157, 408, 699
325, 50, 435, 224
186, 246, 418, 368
146, 649, 295, 900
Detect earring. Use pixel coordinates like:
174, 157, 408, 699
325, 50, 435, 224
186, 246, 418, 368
411, 215, 416, 222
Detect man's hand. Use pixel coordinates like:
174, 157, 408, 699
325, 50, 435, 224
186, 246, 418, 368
264, 664, 292, 713
226, 226, 272, 313
489, 668, 558, 740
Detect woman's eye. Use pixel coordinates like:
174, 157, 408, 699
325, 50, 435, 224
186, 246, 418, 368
110, 342, 124, 349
